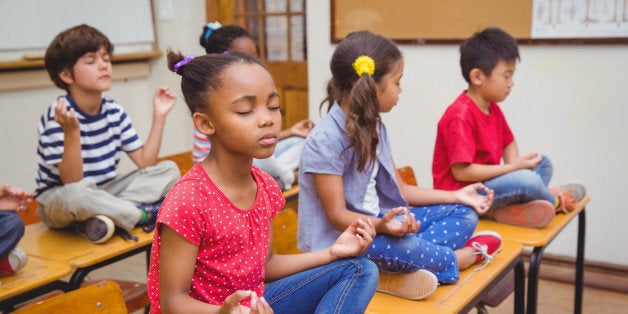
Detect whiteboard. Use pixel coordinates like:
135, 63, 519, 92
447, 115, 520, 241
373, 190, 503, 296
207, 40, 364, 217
0, 0, 155, 61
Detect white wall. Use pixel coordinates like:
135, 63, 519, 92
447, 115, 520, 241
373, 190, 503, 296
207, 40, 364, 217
307, 1, 628, 266
0, 0, 206, 191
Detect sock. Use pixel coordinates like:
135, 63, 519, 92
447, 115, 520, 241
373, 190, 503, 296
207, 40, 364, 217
139, 211, 149, 223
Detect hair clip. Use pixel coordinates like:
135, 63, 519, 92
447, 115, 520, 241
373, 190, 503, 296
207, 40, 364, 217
203, 21, 223, 44
174, 55, 195, 73
353, 55, 375, 76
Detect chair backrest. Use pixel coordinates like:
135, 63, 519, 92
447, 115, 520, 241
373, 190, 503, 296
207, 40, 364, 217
397, 166, 418, 186
12, 280, 127, 314
18, 201, 41, 225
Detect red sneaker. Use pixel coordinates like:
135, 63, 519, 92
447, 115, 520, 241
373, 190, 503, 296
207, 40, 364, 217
549, 182, 587, 213
0, 246, 27, 277
465, 231, 502, 268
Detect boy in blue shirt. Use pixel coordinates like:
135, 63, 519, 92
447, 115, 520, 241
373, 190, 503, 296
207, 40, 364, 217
35, 24, 180, 243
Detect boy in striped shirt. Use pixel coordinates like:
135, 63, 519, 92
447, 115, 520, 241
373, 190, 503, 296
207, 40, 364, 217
34, 24, 180, 243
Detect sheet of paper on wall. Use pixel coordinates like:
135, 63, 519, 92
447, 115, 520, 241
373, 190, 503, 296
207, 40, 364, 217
531, 0, 628, 38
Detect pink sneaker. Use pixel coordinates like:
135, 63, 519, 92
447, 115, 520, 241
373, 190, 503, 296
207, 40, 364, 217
465, 231, 502, 268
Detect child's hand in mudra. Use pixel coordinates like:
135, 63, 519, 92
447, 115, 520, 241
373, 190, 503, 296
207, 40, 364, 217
221, 290, 272, 314
330, 218, 375, 258
378, 206, 420, 237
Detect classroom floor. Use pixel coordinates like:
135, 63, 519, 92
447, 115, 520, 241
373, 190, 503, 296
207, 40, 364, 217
83, 252, 628, 314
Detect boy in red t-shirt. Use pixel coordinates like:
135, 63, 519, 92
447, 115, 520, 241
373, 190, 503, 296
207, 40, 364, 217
432, 27, 585, 228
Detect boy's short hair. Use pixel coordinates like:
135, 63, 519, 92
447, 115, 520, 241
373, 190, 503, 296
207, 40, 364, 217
459, 27, 520, 83
45, 24, 114, 91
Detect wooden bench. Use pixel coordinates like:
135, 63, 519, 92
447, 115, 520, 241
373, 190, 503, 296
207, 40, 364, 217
0, 256, 72, 313
476, 195, 590, 314
361, 167, 526, 313
7, 213, 153, 313
12, 280, 127, 314
18, 223, 154, 289
366, 239, 525, 314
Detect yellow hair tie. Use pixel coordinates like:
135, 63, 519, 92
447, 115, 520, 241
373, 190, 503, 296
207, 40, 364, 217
353, 55, 375, 76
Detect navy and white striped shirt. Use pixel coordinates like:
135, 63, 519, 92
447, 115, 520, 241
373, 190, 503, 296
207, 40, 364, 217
35, 95, 143, 196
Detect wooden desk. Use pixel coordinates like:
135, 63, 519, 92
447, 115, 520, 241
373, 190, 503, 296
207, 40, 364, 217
476, 195, 590, 314
365, 239, 525, 314
17, 223, 154, 289
0, 255, 72, 312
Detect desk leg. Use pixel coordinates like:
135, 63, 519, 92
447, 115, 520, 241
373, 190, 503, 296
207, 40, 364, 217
0, 280, 71, 313
514, 256, 525, 314
575, 208, 586, 314
514, 256, 526, 314
526, 245, 545, 314
68, 246, 151, 288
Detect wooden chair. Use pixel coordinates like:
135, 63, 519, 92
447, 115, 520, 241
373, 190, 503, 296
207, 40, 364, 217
12, 280, 127, 314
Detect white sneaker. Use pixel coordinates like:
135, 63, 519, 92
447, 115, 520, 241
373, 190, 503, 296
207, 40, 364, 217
0, 246, 27, 276
376, 269, 439, 300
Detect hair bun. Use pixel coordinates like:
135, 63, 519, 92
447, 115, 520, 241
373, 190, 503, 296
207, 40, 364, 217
173, 55, 196, 75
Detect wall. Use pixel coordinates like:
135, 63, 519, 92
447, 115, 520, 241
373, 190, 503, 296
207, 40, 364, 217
0, 0, 206, 191
307, 1, 628, 266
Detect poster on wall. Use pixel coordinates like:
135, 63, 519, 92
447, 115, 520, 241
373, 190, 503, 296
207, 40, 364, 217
532, 0, 628, 38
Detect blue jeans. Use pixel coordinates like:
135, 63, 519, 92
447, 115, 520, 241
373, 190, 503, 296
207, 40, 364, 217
0, 211, 25, 260
484, 155, 555, 209
264, 257, 378, 314
365, 204, 478, 284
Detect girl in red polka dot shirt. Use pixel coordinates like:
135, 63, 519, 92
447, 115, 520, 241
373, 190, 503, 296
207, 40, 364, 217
146, 51, 379, 313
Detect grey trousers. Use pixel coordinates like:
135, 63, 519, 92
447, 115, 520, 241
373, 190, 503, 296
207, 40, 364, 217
36, 160, 180, 232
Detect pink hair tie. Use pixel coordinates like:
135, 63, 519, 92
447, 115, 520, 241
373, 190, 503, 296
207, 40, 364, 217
174, 55, 195, 73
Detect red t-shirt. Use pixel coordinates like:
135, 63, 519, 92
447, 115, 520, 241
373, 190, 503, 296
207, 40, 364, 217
432, 91, 514, 190
147, 163, 285, 313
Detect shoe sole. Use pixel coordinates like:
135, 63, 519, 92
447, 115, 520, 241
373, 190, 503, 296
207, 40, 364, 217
376, 269, 439, 300
493, 200, 555, 228
83, 215, 115, 244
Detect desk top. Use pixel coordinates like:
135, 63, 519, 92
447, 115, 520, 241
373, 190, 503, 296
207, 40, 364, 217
18, 223, 154, 268
365, 239, 523, 313
0, 255, 71, 301
476, 195, 590, 247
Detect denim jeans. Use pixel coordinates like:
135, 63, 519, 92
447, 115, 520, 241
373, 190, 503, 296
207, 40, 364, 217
264, 257, 378, 314
365, 204, 478, 284
0, 211, 25, 260
484, 155, 555, 209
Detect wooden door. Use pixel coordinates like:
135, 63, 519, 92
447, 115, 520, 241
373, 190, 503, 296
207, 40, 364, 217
205, 0, 309, 130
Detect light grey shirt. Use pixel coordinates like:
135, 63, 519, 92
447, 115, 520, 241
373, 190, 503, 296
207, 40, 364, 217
297, 103, 407, 252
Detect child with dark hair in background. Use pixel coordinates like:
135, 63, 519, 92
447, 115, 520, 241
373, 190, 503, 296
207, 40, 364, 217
298, 30, 502, 301
432, 27, 586, 228
195, 22, 313, 190
147, 50, 378, 313
0, 184, 31, 276
35, 24, 180, 244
